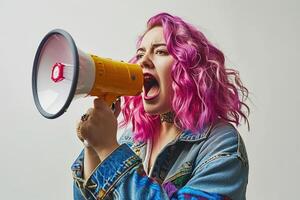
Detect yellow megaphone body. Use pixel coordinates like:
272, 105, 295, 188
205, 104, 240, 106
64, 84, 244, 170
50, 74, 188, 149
32, 29, 143, 119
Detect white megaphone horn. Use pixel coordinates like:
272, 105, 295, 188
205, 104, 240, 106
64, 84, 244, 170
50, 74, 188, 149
32, 29, 143, 119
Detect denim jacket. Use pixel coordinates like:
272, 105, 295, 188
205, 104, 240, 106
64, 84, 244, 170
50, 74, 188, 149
71, 121, 249, 200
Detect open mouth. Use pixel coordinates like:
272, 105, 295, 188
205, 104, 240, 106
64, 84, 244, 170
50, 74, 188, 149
143, 73, 160, 101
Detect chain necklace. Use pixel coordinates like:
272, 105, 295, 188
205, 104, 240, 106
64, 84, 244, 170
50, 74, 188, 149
160, 111, 175, 123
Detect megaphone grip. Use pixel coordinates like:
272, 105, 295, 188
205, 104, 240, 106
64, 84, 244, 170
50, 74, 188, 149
102, 93, 119, 106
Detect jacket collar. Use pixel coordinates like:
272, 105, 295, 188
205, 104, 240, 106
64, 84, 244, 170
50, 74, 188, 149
178, 123, 213, 142
131, 123, 214, 149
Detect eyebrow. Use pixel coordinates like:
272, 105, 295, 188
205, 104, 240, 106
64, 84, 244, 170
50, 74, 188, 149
136, 43, 166, 53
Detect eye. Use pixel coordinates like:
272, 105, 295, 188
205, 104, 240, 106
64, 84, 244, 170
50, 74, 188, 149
136, 53, 144, 60
155, 49, 168, 56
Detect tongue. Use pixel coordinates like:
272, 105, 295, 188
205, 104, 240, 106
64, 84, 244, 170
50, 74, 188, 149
146, 85, 160, 97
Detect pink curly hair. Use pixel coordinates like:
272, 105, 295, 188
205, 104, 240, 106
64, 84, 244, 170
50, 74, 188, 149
120, 13, 249, 142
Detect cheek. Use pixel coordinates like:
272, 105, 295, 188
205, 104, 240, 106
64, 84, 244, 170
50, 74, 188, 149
159, 66, 174, 100
159, 60, 174, 89
159, 78, 173, 112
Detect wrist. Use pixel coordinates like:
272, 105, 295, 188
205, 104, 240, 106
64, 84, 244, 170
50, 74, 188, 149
95, 143, 120, 161
84, 146, 99, 157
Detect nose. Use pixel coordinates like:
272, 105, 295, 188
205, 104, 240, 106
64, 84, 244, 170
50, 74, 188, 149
138, 54, 154, 69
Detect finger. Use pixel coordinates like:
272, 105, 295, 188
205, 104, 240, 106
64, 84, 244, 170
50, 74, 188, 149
80, 121, 91, 139
79, 108, 93, 122
86, 108, 94, 115
76, 121, 84, 142
86, 108, 94, 120
93, 97, 106, 110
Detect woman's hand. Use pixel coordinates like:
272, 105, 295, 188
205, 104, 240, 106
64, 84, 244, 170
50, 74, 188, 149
77, 97, 121, 161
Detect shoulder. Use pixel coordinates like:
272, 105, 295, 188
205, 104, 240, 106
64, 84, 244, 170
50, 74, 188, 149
191, 121, 249, 199
195, 120, 248, 169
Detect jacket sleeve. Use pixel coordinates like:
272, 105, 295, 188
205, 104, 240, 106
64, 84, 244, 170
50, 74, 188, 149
71, 143, 247, 200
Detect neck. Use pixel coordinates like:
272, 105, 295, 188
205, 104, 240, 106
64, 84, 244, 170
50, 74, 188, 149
154, 122, 181, 141
161, 122, 175, 133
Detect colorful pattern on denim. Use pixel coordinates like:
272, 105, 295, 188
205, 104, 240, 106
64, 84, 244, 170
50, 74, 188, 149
72, 122, 248, 200
163, 181, 178, 198
176, 187, 231, 200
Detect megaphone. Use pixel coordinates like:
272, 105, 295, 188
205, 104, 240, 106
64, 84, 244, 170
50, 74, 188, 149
32, 29, 143, 119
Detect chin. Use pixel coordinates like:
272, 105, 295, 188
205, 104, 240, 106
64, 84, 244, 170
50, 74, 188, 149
143, 103, 159, 115
143, 99, 171, 116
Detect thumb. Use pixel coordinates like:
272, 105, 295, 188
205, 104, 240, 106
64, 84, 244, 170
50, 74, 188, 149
93, 97, 106, 110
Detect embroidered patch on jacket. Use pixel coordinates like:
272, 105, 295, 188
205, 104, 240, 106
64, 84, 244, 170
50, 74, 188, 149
162, 161, 193, 197
162, 173, 190, 198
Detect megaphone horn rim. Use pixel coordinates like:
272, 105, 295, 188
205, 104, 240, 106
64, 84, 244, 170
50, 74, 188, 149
32, 29, 79, 119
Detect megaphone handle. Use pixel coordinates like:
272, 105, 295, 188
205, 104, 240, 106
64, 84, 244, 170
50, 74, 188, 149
101, 93, 119, 107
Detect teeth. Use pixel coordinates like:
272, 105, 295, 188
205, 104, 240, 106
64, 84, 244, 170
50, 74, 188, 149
144, 74, 154, 79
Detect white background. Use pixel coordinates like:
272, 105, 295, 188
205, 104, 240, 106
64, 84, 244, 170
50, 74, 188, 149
0, 0, 299, 199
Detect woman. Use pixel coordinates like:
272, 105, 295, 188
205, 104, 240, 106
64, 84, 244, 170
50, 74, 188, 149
72, 13, 250, 200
